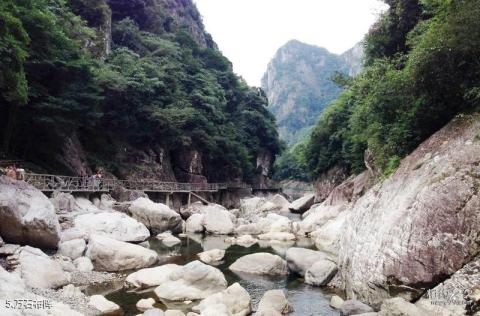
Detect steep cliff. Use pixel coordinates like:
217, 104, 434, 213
0, 0, 280, 184
305, 113, 480, 310
261, 40, 363, 144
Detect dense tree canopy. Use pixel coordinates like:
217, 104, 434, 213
0, 0, 280, 182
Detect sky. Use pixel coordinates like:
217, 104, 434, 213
194, 0, 388, 86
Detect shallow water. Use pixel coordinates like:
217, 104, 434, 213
85, 234, 340, 316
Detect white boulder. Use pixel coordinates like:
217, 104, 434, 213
305, 260, 338, 286
257, 289, 293, 314
125, 264, 181, 289
154, 261, 227, 301
288, 194, 315, 214
74, 212, 150, 242
88, 295, 121, 315
198, 249, 225, 264
193, 282, 251, 316
229, 253, 288, 275
58, 238, 86, 260
127, 198, 183, 234
285, 247, 329, 276
86, 235, 158, 271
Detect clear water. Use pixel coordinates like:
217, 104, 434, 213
85, 234, 341, 316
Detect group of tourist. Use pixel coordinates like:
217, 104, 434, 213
1, 164, 25, 180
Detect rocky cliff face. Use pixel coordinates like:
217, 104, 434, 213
335, 113, 480, 307
262, 40, 363, 144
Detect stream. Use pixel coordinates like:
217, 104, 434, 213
84, 233, 340, 316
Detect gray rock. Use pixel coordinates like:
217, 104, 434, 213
202, 206, 235, 235
73, 256, 94, 272
86, 235, 158, 271
58, 238, 86, 260
379, 297, 433, 316
285, 247, 329, 276
330, 295, 345, 309
88, 295, 121, 314
186, 213, 205, 233
0, 176, 61, 248
0, 243, 20, 255
229, 253, 288, 275
257, 289, 293, 314
305, 260, 338, 286
288, 194, 315, 213
18, 246, 71, 289
144, 309, 165, 316
154, 260, 227, 301
340, 300, 374, 316
127, 197, 183, 234
193, 282, 251, 316
74, 211, 150, 242
198, 249, 225, 264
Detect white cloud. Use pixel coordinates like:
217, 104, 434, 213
194, 0, 388, 86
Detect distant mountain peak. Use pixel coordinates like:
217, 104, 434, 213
262, 40, 364, 144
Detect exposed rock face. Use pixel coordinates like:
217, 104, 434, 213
262, 40, 363, 144
86, 235, 158, 271
125, 197, 183, 234
154, 260, 227, 301
229, 253, 288, 276
193, 282, 251, 316
314, 166, 349, 203
18, 246, 71, 289
74, 211, 150, 242
173, 148, 208, 183
338, 114, 480, 306
0, 176, 61, 249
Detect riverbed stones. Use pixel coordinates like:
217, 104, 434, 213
154, 260, 227, 301
156, 231, 181, 247
257, 289, 293, 314
285, 247, 329, 276
58, 238, 86, 260
378, 297, 432, 316
305, 260, 338, 286
127, 198, 183, 234
258, 232, 296, 242
86, 235, 158, 271
198, 249, 225, 264
18, 246, 71, 289
88, 295, 121, 314
0, 175, 61, 248
136, 298, 156, 312
288, 194, 315, 214
74, 211, 150, 242
340, 299, 374, 316
229, 253, 288, 275
193, 282, 251, 316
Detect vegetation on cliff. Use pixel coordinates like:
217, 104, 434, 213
278, 0, 480, 180
0, 0, 280, 182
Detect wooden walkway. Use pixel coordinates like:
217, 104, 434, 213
24, 173, 227, 193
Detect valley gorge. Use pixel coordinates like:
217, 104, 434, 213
1, 0, 480, 315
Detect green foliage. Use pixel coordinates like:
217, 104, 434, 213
306, 0, 480, 178
273, 140, 310, 181
0, 1, 280, 181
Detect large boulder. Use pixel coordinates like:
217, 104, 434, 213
186, 213, 205, 233
311, 211, 349, 256
198, 249, 225, 264
0, 176, 61, 248
285, 247, 330, 276
379, 297, 433, 316
268, 194, 291, 213
18, 246, 71, 289
125, 264, 181, 289
338, 115, 480, 306
288, 194, 315, 214
86, 235, 158, 271
58, 238, 86, 260
154, 260, 227, 301
257, 289, 293, 314
305, 260, 338, 286
193, 283, 251, 316
126, 198, 183, 234
229, 253, 288, 275
240, 197, 281, 214
74, 211, 149, 242
202, 205, 235, 235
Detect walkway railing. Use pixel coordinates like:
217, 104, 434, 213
24, 173, 227, 193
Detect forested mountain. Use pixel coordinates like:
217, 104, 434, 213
261, 40, 363, 145
0, 0, 280, 184
277, 0, 480, 181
